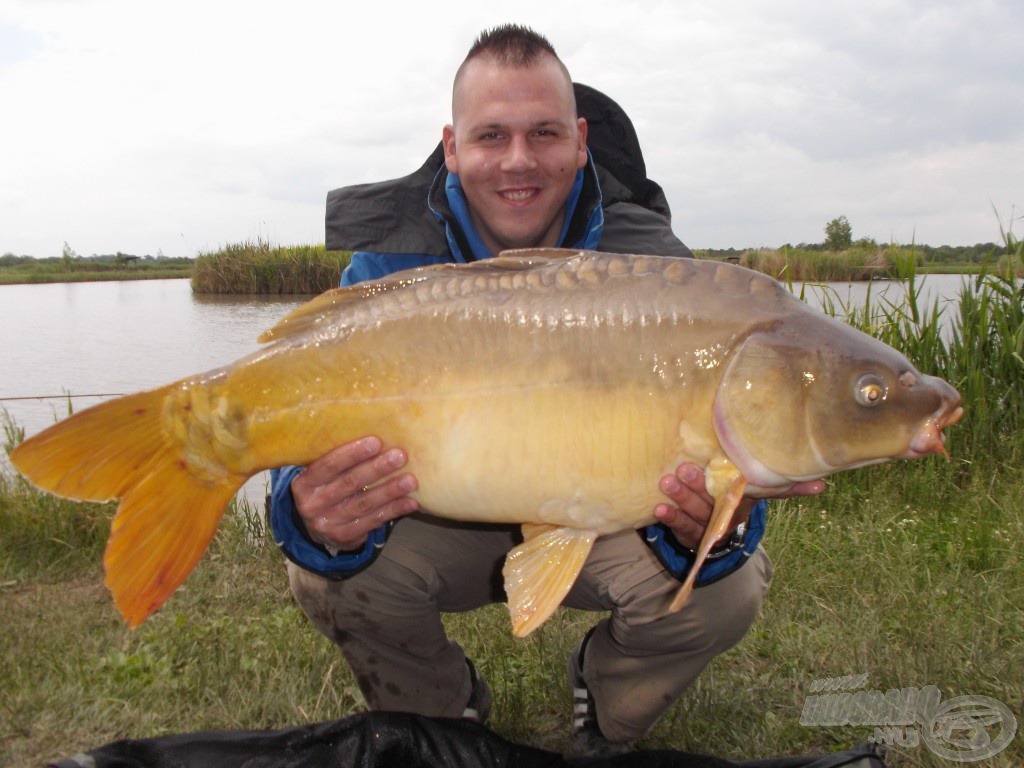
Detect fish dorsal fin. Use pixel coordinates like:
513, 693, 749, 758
258, 275, 430, 343
258, 250, 586, 344
668, 460, 747, 612
495, 247, 589, 264
503, 524, 598, 637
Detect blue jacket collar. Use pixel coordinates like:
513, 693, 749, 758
434, 151, 603, 262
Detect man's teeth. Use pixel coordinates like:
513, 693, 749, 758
502, 190, 534, 201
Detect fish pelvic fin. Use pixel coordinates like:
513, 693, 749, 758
503, 524, 598, 638
8, 388, 246, 628
668, 463, 747, 613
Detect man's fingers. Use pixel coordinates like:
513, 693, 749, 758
297, 446, 409, 511
344, 472, 418, 520
653, 502, 704, 550
301, 437, 384, 486
289, 435, 420, 552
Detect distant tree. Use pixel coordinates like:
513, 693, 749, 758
61, 241, 78, 271
824, 216, 853, 251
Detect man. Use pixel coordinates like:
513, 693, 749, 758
270, 24, 822, 757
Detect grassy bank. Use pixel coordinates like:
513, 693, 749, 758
2, 265, 1022, 767
190, 240, 351, 294
6, 239, 1018, 290
696, 243, 1023, 283
0, 262, 191, 285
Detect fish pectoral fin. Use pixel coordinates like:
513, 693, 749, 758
503, 525, 598, 638
668, 466, 748, 613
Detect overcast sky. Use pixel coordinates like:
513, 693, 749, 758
2, 0, 1021, 258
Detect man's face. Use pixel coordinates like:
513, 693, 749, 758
443, 54, 588, 255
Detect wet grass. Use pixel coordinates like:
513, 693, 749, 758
2, 255, 1022, 767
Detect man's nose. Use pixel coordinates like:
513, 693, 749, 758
500, 135, 538, 173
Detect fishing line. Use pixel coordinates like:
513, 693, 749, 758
0, 393, 126, 401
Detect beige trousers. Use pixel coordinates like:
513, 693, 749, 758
286, 513, 771, 742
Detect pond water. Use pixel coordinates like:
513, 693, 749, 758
0, 272, 977, 505
0, 279, 310, 506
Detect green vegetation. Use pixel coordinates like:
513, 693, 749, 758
823, 215, 853, 251
696, 211, 1019, 278
7, 217, 1019, 290
695, 241, 1023, 282
2, 254, 1022, 767
190, 240, 352, 294
0, 249, 192, 284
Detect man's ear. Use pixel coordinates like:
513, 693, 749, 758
443, 124, 458, 173
576, 117, 588, 169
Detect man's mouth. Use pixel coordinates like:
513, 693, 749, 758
500, 188, 538, 203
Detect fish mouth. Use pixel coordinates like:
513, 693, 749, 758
906, 402, 964, 459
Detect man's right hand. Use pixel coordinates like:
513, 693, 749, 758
290, 436, 420, 553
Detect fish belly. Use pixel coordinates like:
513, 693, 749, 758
403, 385, 692, 534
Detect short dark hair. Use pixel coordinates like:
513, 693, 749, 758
464, 24, 559, 67
453, 24, 573, 103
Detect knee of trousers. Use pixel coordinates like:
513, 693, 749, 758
285, 558, 432, 639
678, 546, 773, 654
614, 546, 772, 658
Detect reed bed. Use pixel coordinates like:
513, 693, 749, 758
739, 246, 895, 282
2, 256, 1022, 767
191, 240, 352, 294
730, 242, 1023, 283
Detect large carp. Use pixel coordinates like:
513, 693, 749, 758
9, 249, 962, 635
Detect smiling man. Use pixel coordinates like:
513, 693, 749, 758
443, 47, 588, 253
270, 24, 821, 758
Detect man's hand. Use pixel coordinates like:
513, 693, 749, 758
291, 436, 419, 553
654, 463, 826, 550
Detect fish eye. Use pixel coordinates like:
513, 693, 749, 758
856, 374, 888, 406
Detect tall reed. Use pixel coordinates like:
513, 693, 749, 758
191, 240, 352, 294
740, 246, 894, 282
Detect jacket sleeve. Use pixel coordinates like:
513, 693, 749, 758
642, 499, 768, 585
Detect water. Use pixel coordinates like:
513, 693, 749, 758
0, 273, 978, 505
797, 273, 974, 321
0, 279, 310, 506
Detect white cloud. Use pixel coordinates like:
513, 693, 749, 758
1, 0, 1021, 256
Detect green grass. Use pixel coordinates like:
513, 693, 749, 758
2, 254, 1022, 767
0, 264, 190, 284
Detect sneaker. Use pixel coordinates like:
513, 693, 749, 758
462, 658, 492, 724
567, 633, 634, 758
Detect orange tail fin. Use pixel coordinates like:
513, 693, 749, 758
8, 387, 245, 627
